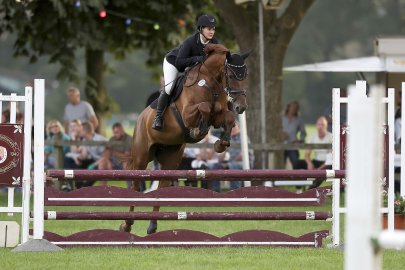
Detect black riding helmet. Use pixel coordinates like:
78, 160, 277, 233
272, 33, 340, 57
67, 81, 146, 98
196, 14, 216, 31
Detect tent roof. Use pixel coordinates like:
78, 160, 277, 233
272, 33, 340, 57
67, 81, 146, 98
284, 56, 385, 73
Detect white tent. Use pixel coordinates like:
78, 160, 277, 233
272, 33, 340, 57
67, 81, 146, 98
284, 37, 405, 73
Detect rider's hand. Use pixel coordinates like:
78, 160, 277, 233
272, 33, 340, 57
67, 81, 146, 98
193, 56, 204, 63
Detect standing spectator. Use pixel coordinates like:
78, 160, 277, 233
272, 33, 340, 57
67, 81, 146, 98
300, 116, 333, 189
98, 123, 132, 187
64, 87, 98, 133
282, 100, 306, 169
395, 105, 401, 144
44, 120, 70, 169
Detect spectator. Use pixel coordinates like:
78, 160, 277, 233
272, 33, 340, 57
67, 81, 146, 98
282, 100, 306, 169
209, 122, 254, 190
178, 146, 200, 187
191, 130, 228, 192
323, 88, 347, 132
80, 122, 107, 167
63, 119, 85, 191
98, 123, 132, 186
75, 122, 107, 189
299, 116, 333, 189
44, 120, 70, 169
64, 119, 85, 169
2, 109, 10, 123
395, 106, 401, 144
64, 87, 98, 133
303, 116, 332, 170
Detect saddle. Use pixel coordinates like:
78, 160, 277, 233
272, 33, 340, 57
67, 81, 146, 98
149, 74, 187, 109
150, 74, 201, 143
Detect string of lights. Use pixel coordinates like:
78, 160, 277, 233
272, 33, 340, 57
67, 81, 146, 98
74, 1, 164, 30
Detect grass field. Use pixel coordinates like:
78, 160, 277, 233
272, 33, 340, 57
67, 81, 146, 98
1, 183, 405, 270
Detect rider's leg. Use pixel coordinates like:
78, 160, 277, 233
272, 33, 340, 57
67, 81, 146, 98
152, 58, 178, 131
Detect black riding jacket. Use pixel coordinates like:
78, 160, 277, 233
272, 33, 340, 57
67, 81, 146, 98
166, 32, 219, 72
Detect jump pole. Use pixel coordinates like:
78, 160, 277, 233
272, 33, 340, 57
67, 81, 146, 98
46, 169, 345, 181
43, 211, 332, 221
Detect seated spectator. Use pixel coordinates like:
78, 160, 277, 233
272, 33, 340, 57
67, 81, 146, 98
73, 122, 107, 189
177, 146, 200, 187
64, 119, 85, 169
299, 116, 333, 189
98, 123, 132, 187
209, 122, 254, 190
191, 130, 228, 192
44, 120, 71, 169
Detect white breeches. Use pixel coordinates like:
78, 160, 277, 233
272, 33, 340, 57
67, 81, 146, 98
163, 57, 179, 95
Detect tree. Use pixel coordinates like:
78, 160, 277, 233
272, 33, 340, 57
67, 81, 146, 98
214, 0, 315, 168
0, 0, 206, 132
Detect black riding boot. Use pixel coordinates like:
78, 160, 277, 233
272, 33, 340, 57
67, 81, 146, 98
152, 91, 170, 131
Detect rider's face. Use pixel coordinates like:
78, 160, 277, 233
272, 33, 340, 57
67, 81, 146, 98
201, 26, 215, 40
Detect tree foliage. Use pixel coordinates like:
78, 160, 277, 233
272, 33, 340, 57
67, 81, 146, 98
0, 0, 214, 132
214, 0, 315, 168
0, 0, 208, 81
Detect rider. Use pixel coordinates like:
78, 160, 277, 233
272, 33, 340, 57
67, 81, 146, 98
152, 14, 219, 131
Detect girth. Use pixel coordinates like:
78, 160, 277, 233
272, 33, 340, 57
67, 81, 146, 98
169, 103, 202, 144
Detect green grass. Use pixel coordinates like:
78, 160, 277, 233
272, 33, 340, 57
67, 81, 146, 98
1, 186, 405, 270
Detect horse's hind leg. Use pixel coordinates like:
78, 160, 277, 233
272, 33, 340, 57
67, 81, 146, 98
118, 148, 149, 233
147, 145, 185, 235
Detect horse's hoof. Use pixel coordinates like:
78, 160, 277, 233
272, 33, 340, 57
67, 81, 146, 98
214, 140, 227, 153
147, 222, 157, 235
119, 223, 132, 233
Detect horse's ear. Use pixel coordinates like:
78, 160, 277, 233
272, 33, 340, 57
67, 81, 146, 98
226, 51, 232, 61
241, 49, 253, 60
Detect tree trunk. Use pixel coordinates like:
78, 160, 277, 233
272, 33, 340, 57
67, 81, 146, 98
85, 48, 111, 135
215, 0, 315, 169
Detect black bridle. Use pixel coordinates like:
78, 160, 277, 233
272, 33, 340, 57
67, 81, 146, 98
224, 59, 247, 103
194, 56, 247, 101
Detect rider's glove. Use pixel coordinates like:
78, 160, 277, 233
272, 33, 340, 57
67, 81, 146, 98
193, 56, 204, 63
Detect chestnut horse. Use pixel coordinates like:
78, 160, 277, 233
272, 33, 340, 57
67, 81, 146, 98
120, 44, 250, 234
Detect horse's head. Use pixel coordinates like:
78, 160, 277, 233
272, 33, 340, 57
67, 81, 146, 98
224, 51, 251, 114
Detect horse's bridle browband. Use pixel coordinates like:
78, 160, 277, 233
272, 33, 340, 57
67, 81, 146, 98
224, 59, 247, 102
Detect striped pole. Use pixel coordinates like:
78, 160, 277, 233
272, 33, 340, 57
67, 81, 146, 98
47, 169, 345, 181
44, 211, 332, 221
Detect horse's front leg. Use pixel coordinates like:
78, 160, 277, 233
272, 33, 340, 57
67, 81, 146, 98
214, 111, 235, 153
183, 102, 211, 139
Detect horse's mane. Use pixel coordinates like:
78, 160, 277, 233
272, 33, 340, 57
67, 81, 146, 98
204, 43, 229, 57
